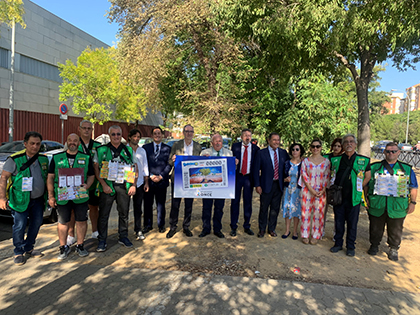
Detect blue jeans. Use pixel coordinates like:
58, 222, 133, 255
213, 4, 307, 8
11, 197, 45, 255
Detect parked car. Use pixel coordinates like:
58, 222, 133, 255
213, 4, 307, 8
163, 139, 178, 147
0, 141, 64, 222
371, 140, 392, 153
398, 143, 413, 152
94, 134, 127, 145
138, 137, 153, 147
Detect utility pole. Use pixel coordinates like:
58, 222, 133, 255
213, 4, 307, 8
8, 19, 15, 142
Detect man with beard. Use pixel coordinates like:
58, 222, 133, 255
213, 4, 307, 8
48, 134, 95, 259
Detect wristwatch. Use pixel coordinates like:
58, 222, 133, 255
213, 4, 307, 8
410, 201, 417, 205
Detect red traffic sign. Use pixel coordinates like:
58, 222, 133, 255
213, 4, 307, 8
59, 103, 68, 115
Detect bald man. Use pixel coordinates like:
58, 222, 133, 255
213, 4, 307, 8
199, 134, 236, 238
47, 134, 95, 260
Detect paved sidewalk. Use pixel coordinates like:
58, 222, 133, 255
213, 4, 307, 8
0, 257, 419, 315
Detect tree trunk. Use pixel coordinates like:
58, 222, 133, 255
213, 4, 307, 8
355, 80, 371, 157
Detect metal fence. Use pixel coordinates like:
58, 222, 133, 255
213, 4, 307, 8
373, 151, 420, 168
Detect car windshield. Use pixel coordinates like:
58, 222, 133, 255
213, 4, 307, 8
0, 142, 25, 153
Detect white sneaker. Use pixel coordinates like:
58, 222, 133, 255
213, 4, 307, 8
136, 231, 145, 240
91, 231, 99, 239
66, 235, 76, 246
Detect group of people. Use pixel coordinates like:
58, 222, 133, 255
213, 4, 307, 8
0, 124, 416, 265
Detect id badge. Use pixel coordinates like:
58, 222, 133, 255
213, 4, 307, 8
22, 177, 33, 192
356, 170, 363, 192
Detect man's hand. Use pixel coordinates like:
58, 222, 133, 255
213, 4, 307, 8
151, 175, 162, 183
144, 181, 149, 192
0, 198, 8, 210
256, 186, 262, 195
101, 183, 113, 194
235, 158, 239, 165
48, 197, 57, 208
284, 176, 291, 183
407, 203, 416, 214
128, 186, 136, 196
365, 196, 370, 210
172, 154, 176, 162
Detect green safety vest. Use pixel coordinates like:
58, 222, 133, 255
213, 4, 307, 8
368, 161, 412, 219
330, 154, 370, 206
7, 150, 49, 212
96, 144, 134, 195
52, 151, 91, 205
78, 139, 101, 192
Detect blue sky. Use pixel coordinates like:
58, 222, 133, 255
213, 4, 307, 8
31, 0, 419, 96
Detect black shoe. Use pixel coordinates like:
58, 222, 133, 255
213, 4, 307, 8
330, 246, 343, 253
367, 245, 379, 256
159, 227, 166, 233
346, 249, 355, 257
230, 229, 237, 237
244, 228, 254, 236
214, 231, 225, 239
257, 231, 265, 238
268, 231, 277, 237
281, 232, 291, 239
166, 229, 176, 238
183, 228, 193, 237
388, 248, 399, 261
199, 231, 210, 238
143, 226, 152, 234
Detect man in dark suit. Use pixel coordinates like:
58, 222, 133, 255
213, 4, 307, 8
230, 128, 260, 236
166, 124, 202, 238
143, 127, 172, 233
253, 132, 290, 238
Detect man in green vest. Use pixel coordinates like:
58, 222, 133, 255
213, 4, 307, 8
47, 134, 95, 260
66, 120, 101, 246
0, 132, 48, 265
329, 134, 371, 257
94, 125, 137, 252
365, 142, 418, 261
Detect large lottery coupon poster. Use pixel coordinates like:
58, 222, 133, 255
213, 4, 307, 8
173, 156, 236, 199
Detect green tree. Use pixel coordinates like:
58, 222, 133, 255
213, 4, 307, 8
108, 0, 255, 135
219, 0, 420, 156
58, 47, 147, 125
0, 0, 25, 30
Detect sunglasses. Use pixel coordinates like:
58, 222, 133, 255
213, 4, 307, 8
292, 148, 300, 152
111, 133, 121, 136
81, 127, 92, 131
385, 150, 398, 154
311, 145, 321, 149
184, 130, 194, 133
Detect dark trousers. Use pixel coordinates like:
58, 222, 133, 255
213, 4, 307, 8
258, 180, 281, 232
333, 199, 361, 250
202, 199, 225, 233
169, 182, 193, 230
369, 211, 405, 249
230, 174, 253, 230
133, 184, 145, 233
11, 196, 44, 255
98, 184, 130, 242
144, 184, 167, 229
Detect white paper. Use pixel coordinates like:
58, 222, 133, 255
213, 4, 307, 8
22, 177, 33, 192
74, 175, 82, 187
59, 176, 67, 188
67, 176, 74, 187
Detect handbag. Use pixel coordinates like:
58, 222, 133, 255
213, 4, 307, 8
327, 160, 354, 206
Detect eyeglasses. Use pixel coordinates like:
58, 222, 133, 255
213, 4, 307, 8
385, 150, 398, 154
292, 148, 300, 151
111, 133, 121, 136
343, 140, 355, 144
184, 130, 194, 133
81, 127, 92, 131
311, 145, 321, 149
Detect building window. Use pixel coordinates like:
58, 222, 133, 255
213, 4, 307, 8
0, 47, 9, 69
20, 55, 61, 83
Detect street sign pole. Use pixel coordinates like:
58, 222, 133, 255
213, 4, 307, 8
59, 104, 68, 144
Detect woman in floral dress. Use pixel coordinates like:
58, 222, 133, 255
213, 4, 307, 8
299, 139, 330, 245
281, 143, 305, 240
